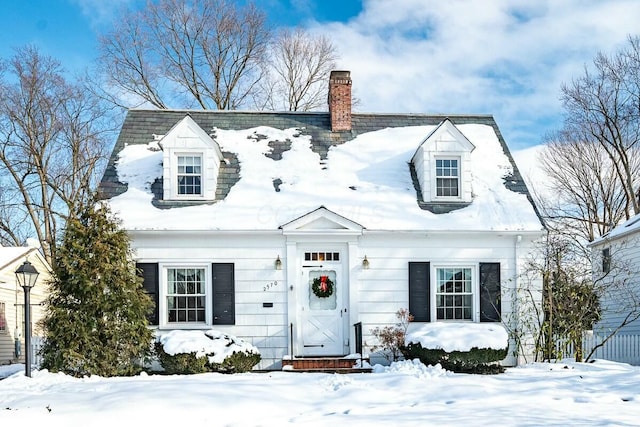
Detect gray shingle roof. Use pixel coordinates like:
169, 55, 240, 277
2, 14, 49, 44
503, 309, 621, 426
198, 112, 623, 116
98, 109, 541, 220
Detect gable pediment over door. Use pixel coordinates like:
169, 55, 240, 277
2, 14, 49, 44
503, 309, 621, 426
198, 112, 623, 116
280, 206, 364, 236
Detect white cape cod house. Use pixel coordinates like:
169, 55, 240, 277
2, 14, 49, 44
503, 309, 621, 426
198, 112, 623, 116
99, 71, 545, 369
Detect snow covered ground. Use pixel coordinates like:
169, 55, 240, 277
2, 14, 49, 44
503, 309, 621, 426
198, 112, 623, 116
1, 359, 639, 426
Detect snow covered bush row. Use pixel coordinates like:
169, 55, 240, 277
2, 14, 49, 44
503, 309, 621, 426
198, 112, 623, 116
402, 323, 509, 374
155, 330, 261, 374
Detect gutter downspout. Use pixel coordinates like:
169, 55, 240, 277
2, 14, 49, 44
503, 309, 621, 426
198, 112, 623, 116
515, 234, 522, 364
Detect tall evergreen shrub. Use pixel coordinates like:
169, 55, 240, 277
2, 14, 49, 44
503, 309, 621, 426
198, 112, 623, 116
40, 201, 153, 377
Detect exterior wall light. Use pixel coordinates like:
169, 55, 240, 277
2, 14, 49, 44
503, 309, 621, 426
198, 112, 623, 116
362, 255, 370, 269
275, 255, 283, 270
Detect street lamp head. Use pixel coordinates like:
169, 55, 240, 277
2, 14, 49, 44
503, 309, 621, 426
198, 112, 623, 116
15, 260, 39, 289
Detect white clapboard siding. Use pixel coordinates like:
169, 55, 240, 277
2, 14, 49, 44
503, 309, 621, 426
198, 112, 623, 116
133, 228, 540, 369
356, 233, 527, 358
0, 252, 50, 366
592, 228, 640, 336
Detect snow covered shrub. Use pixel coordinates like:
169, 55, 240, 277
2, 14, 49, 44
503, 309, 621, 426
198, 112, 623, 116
370, 308, 413, 361
210, 350, 261, 373
154, 343, 208, 374
402, 344, 507, 374
155, 330, 260, 374
401, 323, 509, 374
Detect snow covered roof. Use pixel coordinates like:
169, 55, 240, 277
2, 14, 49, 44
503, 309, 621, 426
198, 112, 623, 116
0, 245, 50, 278
0, 247, 33, 271
100, 110, 544, 232
591, 212, 640, 246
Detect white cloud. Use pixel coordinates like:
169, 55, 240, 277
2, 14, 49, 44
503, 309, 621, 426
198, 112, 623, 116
71, 0, 140, 30
306, 0, 640, 148
68, 0, 640, 149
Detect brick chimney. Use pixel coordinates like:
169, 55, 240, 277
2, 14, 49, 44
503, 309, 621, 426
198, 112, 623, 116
328, 70, 352, 132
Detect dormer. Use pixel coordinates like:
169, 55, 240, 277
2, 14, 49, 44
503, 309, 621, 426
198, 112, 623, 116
411, 119, 475, 204
160, 115, 223, 201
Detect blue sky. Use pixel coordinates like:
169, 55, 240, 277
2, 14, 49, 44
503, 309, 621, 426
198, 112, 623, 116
0, 1, 361, 68
2, 0, 640, 150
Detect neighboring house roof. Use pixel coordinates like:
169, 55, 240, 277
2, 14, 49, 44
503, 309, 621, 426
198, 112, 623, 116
0, 246, 52, 287
99, 108, 544, 233
0, 247, 35, 272
591, 213, 640, 246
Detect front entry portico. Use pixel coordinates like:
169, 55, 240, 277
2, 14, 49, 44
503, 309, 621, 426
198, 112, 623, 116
281, 207, 364, 358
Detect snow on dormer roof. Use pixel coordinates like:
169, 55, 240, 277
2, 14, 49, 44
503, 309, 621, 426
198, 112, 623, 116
101, 110, 543, 233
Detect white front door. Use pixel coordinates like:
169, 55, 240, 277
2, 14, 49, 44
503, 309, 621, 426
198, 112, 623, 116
299, 254, 346, 356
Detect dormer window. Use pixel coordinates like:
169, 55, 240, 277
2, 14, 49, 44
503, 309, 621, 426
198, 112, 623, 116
435, 158, 460, 197
177, 155, 202, 195
159, 115, 223, 202
411, 119, 475, 205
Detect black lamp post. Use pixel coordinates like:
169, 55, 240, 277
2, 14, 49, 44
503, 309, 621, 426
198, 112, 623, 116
15, 260, 39, 377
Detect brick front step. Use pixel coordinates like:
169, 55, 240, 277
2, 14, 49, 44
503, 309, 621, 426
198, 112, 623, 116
282, 356, 372, 373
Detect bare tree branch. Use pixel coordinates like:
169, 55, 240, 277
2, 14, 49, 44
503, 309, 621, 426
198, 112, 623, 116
0, 46, 116, 264
96, 0, 270, 110
263, 28, 339, 111
561, 35, 640, 218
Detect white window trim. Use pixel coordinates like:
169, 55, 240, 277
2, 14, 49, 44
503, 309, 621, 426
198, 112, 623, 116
171, 151, 206, 200
431, 263, 479, 322
159, 263, 211, 329
433, 156, 462, 200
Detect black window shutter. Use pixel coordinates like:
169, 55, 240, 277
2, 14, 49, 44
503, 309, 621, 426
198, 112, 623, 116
480, 262, 501, 322
212, 263, 235, 325
409, 262, 430, 322
136, 263, 159, 325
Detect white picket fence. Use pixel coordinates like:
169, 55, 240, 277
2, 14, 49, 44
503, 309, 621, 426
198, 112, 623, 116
556, 333, 640, 365
31, 336, 44, 367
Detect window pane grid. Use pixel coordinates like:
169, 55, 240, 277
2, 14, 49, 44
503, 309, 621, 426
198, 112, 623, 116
178, 176, 201, 195
177, 156, 201, 174
167, 268, 206, 323
177, 155, 202, 195
304, 252, 340, 262
436, 267, 472, 320
436, 159, 459, 197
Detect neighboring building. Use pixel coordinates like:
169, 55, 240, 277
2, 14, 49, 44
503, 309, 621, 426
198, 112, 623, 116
590, 213, 640, 337
0, 242, 51, 365
99, 71, 545, 369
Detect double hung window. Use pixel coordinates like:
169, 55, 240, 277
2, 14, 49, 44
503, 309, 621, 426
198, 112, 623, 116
436, 267, 473, 320
137, 262, 235, 327
167, 267, 206, 323
435, 158, 459, 197
409, 262, 500, 323
177, 155, 202, 195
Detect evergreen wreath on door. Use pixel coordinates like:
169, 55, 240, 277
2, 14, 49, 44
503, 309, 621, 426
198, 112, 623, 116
311, 275, 334, 298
